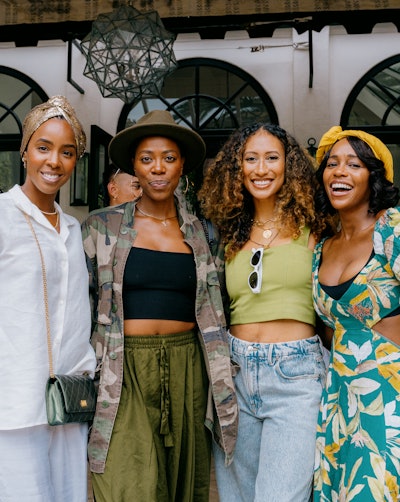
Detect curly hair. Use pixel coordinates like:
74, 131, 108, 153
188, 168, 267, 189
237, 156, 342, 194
199, 123, 327, 260
315, 136, 399, 216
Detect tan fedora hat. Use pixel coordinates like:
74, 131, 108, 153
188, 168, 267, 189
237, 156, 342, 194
109, 110, 206, 174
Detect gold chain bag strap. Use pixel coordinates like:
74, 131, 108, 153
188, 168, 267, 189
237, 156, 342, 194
23, 212, 97, 425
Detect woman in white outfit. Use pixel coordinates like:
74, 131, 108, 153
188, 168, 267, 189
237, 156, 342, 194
0, 96, 96, 502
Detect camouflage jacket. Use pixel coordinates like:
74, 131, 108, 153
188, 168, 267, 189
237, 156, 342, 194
81, 197, 238, 473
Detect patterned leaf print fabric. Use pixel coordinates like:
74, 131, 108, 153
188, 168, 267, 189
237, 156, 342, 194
312, 207, 400, 502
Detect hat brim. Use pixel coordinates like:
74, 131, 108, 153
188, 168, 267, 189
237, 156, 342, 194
109, 122, 206, 175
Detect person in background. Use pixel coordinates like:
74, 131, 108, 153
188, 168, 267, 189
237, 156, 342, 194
102, 163, 142, 206
199, 122, 328, 502
82, 109, 238, 502
0, 96, 96, 502
312, 126, 400, 501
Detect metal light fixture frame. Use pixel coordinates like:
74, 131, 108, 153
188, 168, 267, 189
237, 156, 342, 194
80, 4, 178, 103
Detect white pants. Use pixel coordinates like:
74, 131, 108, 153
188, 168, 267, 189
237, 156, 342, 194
0, 423, 88, 502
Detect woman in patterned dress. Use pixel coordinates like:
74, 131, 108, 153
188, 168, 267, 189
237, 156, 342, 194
312, 126, 400, 501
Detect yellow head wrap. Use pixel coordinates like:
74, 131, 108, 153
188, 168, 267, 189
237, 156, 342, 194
316, 126, 393, 182
20, 95, 86, 159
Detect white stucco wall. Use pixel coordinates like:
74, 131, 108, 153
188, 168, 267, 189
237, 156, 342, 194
1, 21, 399, 217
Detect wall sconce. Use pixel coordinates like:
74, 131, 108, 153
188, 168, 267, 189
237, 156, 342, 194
70, 153, 89, 206
307, 137, 317, 158
80, 4, 177, 103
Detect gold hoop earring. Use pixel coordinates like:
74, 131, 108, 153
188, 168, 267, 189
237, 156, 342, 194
183, 175, 189, 195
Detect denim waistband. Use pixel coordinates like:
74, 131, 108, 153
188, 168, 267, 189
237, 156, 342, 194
228, 333, 322, 360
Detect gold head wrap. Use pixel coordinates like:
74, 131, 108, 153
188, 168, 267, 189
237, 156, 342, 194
316, 126, 393, 182
20, 95, 86, 159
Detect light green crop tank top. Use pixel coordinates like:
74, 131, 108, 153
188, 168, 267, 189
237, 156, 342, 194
226, 227, 316, 326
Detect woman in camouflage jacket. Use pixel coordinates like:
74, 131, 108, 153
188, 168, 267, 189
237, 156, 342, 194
82, 110, 238, 502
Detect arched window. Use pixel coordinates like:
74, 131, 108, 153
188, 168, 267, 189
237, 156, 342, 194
114, 58, 279, 210
0, 66, 48, 191
341, 55, 400, 185
117, 58, 278, 158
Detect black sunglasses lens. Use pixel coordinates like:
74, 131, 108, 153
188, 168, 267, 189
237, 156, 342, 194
249, 271, 259, 289
251, 250, 262, 266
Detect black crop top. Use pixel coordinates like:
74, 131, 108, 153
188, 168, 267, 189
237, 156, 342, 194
320, 250, 400, 317
122, 247, 196, 322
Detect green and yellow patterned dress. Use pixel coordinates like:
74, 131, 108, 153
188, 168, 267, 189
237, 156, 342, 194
312, 207, 400, 502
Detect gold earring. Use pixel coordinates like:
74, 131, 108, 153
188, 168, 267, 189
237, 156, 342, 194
183, 175, 189, 195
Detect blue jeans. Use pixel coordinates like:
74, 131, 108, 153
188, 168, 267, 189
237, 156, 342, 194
213, 334, 326, 502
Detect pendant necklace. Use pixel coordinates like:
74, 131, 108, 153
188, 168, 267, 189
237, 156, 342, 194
253, 225, 276, 240
261, 228, 273, 239
253, 217, 277, 240
136, 204, 178, 227
249, 228, 280, 249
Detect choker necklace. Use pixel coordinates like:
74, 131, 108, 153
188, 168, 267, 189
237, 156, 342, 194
40, 208, 57, 215
253, 217, 276, 226
41, 209, 59, 229
136, 204, 178, 227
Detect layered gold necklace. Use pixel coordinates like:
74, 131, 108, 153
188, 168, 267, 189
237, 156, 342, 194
253, 218, 276, 239
250, 219, 280, 249
252, 217, 277, 240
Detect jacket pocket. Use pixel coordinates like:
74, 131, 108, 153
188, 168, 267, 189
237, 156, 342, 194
96, 265, 114, 325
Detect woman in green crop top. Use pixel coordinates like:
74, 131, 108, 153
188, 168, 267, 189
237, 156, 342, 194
199, 123, 330, 502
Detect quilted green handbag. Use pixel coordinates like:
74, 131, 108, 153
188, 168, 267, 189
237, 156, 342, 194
45, 375, 97, 426
23, 212, 97, 426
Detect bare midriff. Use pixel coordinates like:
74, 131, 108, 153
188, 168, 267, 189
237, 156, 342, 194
230, 319, 315, 343
371, 315, 400, 346
124, 319, 196, 336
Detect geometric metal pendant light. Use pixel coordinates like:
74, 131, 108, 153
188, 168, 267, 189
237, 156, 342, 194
80, 5, 177, 103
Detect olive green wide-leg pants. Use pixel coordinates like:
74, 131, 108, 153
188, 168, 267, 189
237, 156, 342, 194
92, 331, 211, 502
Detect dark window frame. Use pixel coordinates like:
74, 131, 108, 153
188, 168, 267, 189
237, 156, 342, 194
117, 57, 279, 158
341, 54, 400, 144
0, 66, 48, 190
